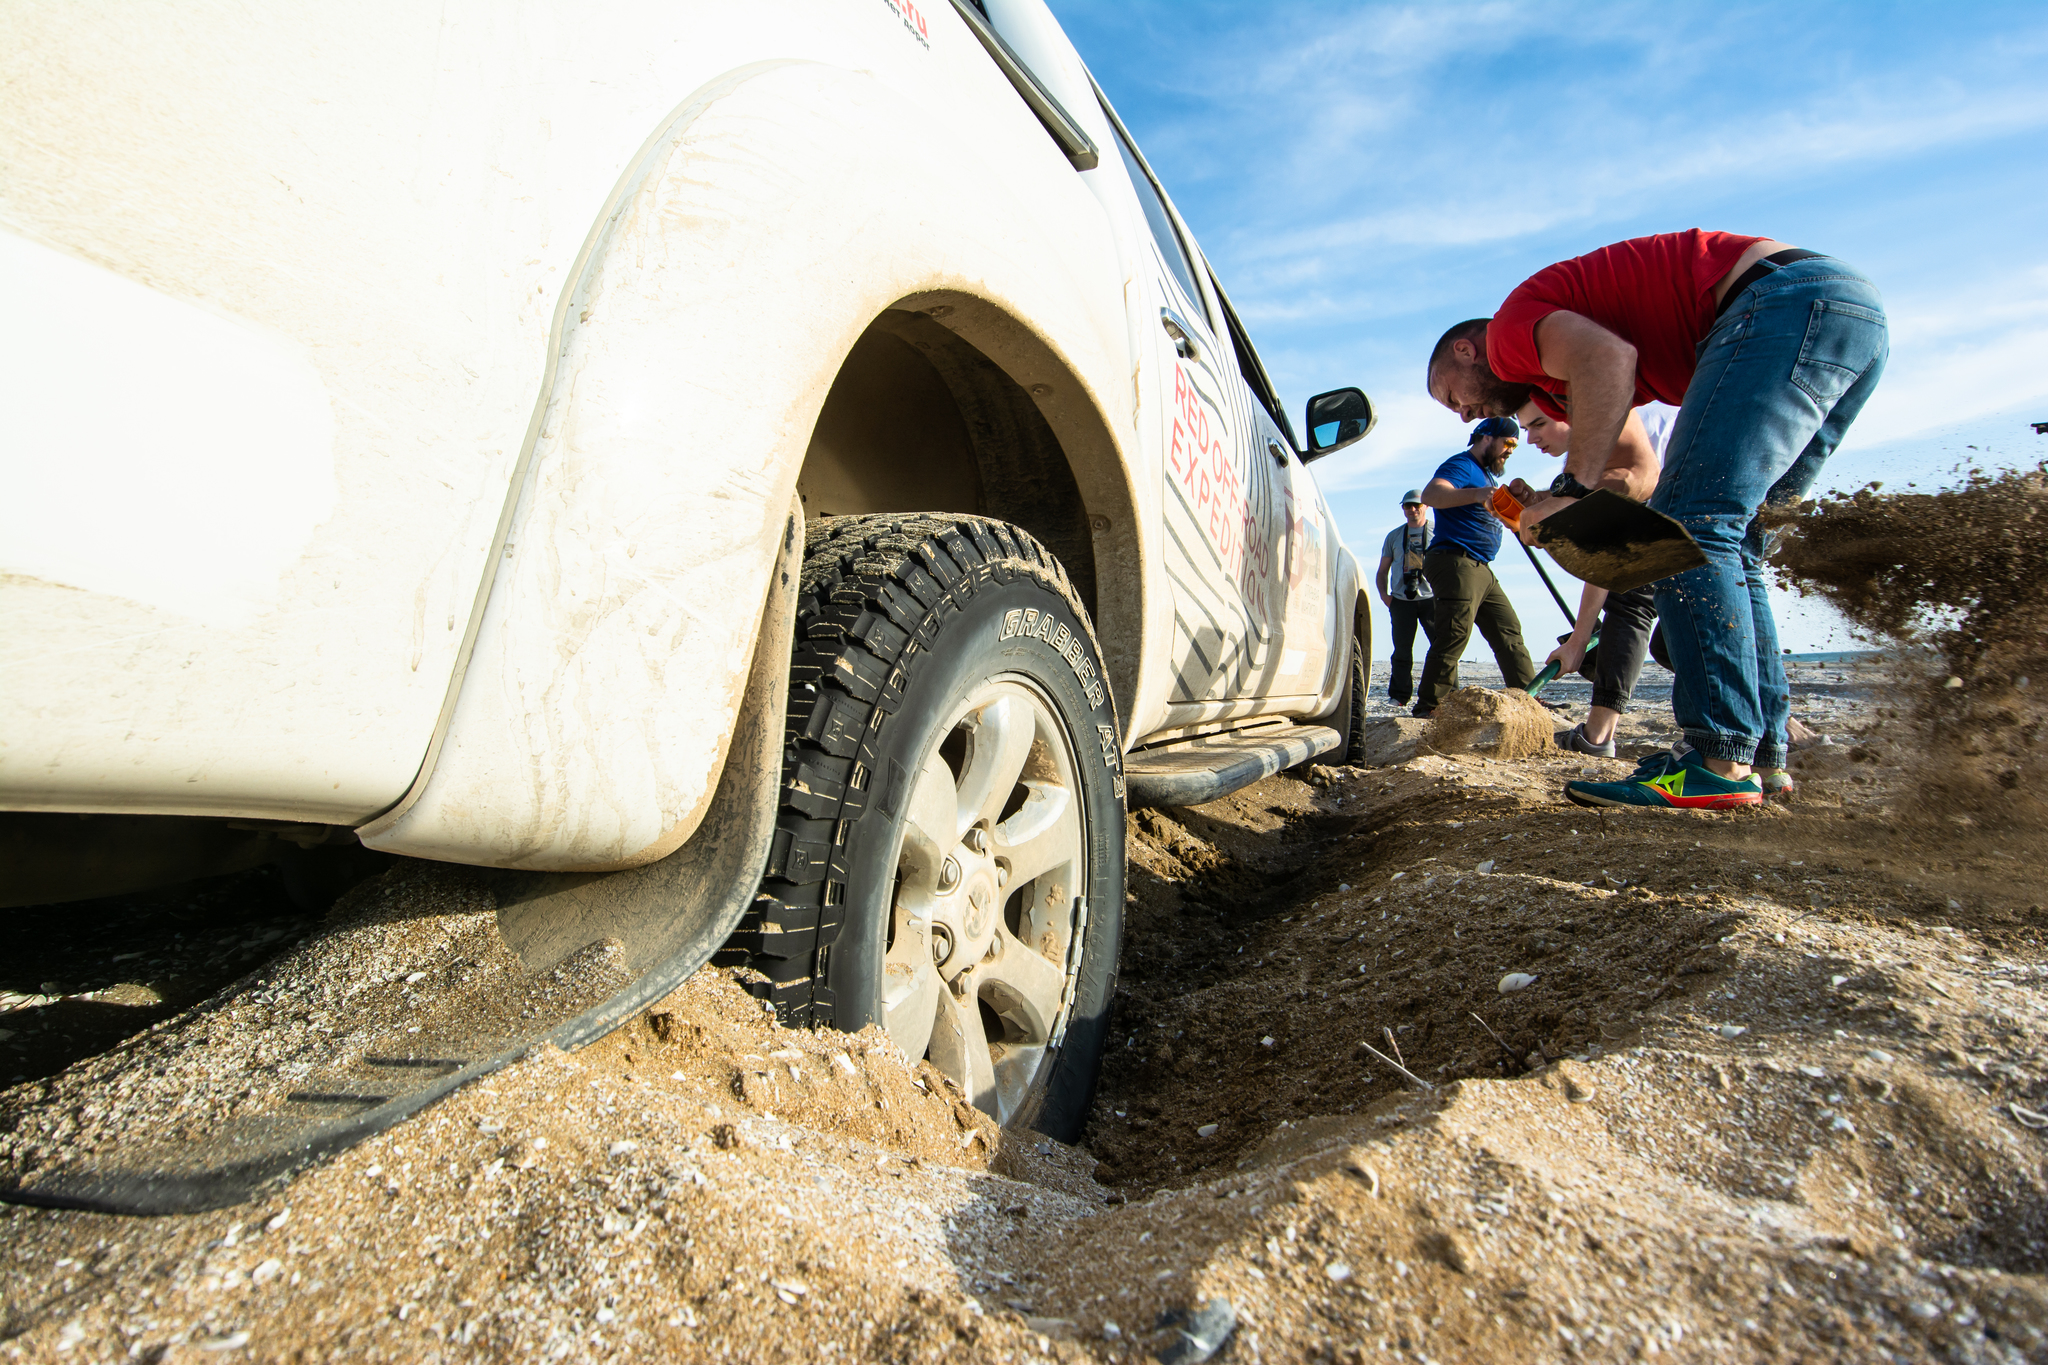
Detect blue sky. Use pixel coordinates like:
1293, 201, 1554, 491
1049, 0, 2048, 658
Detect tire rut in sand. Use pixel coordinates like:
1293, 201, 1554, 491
1088, 768, 1753, 1197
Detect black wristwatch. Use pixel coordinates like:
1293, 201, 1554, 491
1549, 472, 1593, 499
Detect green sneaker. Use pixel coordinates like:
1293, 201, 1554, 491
1625, 749, 1685, 780
1564, 750, 1763, 811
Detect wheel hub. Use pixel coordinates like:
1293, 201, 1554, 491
948, 860, 1000, 968
924, 829, 1006, 986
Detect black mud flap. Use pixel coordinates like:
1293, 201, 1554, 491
1531, 489, 1707, 594
0, 515, 801, 1216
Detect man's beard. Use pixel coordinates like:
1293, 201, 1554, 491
1476, 444, 1510, 476
1470, 365, 1533, 418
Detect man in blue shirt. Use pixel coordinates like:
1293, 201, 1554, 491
1375, 490, 1436, 707
1412, 416, 1536, 716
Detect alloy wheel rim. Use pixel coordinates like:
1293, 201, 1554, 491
879, 676, 1087, 1124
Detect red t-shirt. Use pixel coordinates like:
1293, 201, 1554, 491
1487, 230, 1763, 420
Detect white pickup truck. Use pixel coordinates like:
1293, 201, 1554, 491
0, 0, 1376, 1190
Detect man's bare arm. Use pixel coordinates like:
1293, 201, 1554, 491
1532, 309, 1637, 487
1547, 582, 1608, 673
1375, 554, 1395, 603
1516, 407, 1663, 537
1574, 408, 1661, 501
1419, 476, 1489, 510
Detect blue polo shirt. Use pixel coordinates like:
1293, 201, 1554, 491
1427, 450, 1503, 563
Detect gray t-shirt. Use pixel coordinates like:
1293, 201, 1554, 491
1381, 523, 1433, 601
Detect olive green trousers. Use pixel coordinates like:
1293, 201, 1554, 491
1415, 548, 1537, 713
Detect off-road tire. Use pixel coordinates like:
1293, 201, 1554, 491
716, 513, 1126, 1139
1328, 619, 1371, 765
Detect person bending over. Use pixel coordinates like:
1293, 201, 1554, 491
1412, 416, 1536, 716
1375, 489, 1437, 707
1427, 231, 1887, 810
1512, 403, 1660, 759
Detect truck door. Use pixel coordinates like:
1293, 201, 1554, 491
1101, 114, 1291, 706
1212, 278, 1332, 702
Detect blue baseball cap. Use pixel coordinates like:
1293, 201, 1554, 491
1470, 415, 1521, 442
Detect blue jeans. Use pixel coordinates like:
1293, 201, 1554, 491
1650, 256, 1888, 769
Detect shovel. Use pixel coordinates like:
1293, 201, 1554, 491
1527, 489, 1706, 594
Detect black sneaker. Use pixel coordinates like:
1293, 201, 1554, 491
1554, 723, 1616, 758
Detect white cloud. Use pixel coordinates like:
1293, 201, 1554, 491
1088, 1, 2048, 345
1234, 82, 2048, 277
1838, 265, 2048, 449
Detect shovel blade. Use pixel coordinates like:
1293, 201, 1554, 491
1531, 490, 1706, 593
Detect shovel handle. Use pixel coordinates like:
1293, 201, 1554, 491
1526, 631, 1600, 697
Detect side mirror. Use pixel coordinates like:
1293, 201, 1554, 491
1303, 387, 1375, 462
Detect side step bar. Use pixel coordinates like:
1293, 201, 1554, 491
1123, 722, 1341, 809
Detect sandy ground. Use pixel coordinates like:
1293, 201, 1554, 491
5, 664, 2048, 1364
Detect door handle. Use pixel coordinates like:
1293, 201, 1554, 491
1159, 307, 1202, 362
1267, 439, 1290, 465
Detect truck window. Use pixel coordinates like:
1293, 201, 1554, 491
1106, 115, 1207, 325
1211, 273, 1299, 451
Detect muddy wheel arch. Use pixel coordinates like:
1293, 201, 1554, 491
361, 60, 1146, 872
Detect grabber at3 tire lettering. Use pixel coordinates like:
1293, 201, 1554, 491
716, 514, 1126, 1141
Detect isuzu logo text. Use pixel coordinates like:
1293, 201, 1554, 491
881, 0, 930, 48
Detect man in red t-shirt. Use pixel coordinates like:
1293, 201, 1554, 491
1424, 232, 1888, 812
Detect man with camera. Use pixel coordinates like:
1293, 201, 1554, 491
1375, 489, 1437, 709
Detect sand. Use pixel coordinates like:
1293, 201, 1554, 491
1770, 462, 2048, 826
7, 684, 2048, 1362
1422, 687, 1556, 760
5, 476, 2047, 1363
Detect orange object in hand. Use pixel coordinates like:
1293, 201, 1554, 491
1490, 485, 1524, 532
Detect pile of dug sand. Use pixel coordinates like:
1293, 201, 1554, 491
1770, 462, 2048, 825
1424, 685, 1554, 759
